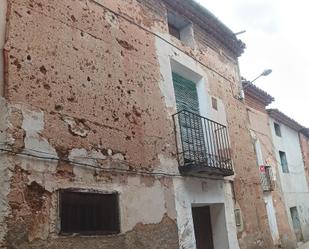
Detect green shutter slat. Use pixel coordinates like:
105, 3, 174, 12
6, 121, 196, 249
172, 73, 200, 114
172, 73, 206, 163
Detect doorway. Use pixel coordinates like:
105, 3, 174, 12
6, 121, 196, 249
192, 206, 214, 249
290, 206, 303, 242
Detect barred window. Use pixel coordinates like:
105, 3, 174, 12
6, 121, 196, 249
60, 191, 120, 235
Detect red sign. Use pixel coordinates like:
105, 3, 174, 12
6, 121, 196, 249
259, 165, 265, 172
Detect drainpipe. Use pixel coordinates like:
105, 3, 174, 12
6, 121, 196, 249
0, 0, 8, 97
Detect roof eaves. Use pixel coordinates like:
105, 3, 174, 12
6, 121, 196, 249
300, 128, 309, 138
243, 81, 274, 106
267, 109, 304, 132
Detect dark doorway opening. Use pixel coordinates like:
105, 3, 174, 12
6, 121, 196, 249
290, 206, 303, 242
192, 206, 214, 249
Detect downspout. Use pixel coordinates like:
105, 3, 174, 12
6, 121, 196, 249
0, 0, 8, 97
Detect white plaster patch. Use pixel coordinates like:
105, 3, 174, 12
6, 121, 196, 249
22, 108, 44, 133
105, 11, 119, 28
157, 153, 178, 174
62, 115, 90, 137
69, 148, 99, 181
121, 177, 166, 232
112, 153, 124, 161
68, 148, 106, 165
21, 108, 56, 154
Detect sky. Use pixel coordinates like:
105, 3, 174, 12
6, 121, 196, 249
198, 0, 309, 127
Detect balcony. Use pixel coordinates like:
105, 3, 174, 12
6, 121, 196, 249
260, 165, 274, 191
172, 110, 234, 176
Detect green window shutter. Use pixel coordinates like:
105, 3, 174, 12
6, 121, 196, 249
172, 73, 200, 114
172, 73, 206, 164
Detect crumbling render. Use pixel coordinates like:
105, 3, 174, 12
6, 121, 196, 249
61, 115, 90, 138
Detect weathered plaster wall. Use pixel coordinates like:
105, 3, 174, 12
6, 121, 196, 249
246, 103, 296, 248
5, 0, 176, 171
2, 0, 179, 248
270, 117, 309, 243
2, 0, 273, 248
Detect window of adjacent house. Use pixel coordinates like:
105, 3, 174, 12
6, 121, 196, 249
167, 11, 194, 47
234, 209, 241, 227
279, 151, 289, 173
290, 206, 304, 242
274, 122, 281, 137
60, 191, 120, 235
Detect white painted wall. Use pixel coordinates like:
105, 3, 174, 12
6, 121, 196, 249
210, 203, 229, 249
269, 117, 309, 241
155, 36, 239, 249
264, 192, 280, 244
174, 178, 239, 249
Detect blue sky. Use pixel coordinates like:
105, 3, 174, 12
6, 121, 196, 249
198, 0, 309, 127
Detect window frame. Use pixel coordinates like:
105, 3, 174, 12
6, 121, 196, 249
58, 189, 121, 236
279, 151, 289, 173
274, 122, 282, 137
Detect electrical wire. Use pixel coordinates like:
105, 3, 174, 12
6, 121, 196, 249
0, 143, 231, 181
0, 1, 250, 181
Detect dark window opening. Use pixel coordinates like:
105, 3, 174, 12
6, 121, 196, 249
290, 206, 304, 242
274, 122, 281, 137
167, 11, 194, 47
168, 23, 181, 40
279, 151, 289, 173
60, 191, 120, 235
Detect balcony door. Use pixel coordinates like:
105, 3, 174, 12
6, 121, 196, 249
172, 72, 206, 164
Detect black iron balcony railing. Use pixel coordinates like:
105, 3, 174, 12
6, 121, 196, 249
172, 110, 234, 176
260, 165, 274, 191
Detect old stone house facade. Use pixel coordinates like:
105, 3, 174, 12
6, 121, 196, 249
244, 83, 297, 248
0, 0, 276, 249
244, 81, 309, 249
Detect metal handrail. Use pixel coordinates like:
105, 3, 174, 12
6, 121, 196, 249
173, 110, 233, 175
